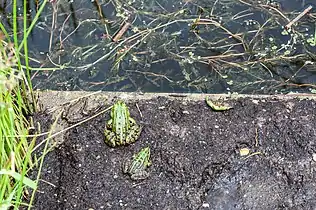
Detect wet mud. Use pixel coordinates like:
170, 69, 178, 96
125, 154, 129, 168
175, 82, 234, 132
30, 95, 316, 209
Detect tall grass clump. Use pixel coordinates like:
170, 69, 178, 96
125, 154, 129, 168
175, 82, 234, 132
0, 33, 36, 210
0, 0, 48, 209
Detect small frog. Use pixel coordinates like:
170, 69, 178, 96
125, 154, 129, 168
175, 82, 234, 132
62, 98, 88, 123
104, 101, 142, 147
123, 147, 151, 180
205, 97, 232, 111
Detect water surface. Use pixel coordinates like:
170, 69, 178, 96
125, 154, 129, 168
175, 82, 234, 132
1, 0, 316, 93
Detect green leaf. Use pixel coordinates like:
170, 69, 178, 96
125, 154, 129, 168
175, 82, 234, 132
310, 89, 316, 94
0, 169, 37, 189
0, 188, 15, 210
281, 30, 289, 35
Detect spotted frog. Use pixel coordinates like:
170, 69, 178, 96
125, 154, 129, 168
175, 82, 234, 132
123, 147, 151, 180
104, 101, 142, 147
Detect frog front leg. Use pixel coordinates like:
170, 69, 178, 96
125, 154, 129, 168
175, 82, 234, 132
130, 170, 149, 180
122, 160, 131, 174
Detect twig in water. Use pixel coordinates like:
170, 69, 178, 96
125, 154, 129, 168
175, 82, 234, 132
285, 5, 313, 30
59, 13, 71, 49
112, 22, 131, 42
48, 0, 58, 53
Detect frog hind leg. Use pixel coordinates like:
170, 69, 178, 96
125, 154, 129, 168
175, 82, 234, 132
125, 125, 142, 145
104, 130, 117, 147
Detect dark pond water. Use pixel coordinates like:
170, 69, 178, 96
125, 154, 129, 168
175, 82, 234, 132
1, 0, 316, 93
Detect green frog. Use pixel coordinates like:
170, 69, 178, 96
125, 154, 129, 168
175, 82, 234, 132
104, 101, 142, 147
123, 147, 151, 180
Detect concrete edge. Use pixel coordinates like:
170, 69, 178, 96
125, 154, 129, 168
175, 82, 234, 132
37, 90, 316, 100
36, 90, 316, 111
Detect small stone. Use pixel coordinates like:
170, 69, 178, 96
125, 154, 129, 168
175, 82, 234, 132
202, 203, 210, 207
252, 99, 259, 104
240, 148, 250, 156
312, 153, 316, 162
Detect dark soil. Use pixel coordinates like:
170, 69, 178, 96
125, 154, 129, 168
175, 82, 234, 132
30, 96, 316, 210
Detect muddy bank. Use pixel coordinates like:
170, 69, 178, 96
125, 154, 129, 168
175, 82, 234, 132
30, 92, 316, 209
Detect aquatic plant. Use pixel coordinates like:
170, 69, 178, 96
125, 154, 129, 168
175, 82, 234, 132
26, 0, 316, 93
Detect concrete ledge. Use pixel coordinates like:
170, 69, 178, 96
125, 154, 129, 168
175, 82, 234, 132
37, 90, 316, 111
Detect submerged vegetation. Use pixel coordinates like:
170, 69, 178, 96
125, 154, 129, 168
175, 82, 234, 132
5, 0, 313, 93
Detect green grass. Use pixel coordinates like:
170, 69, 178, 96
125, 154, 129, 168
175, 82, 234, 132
0, 0, 48, 209
0, 33, 36, 210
